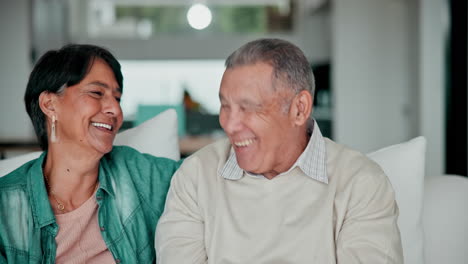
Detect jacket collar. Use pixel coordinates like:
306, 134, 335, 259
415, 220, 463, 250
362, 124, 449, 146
97, 153, 116, 198
28, 152, 56, 229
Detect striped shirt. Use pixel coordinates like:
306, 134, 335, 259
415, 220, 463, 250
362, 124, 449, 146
219, 120, 328, 184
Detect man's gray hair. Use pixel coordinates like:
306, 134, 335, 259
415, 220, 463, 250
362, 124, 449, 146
225, 38, 315, 97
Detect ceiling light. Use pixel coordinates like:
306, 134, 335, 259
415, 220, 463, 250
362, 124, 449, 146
187, 3, 212, 30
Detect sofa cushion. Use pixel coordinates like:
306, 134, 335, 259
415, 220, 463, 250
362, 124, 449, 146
0, 151, 43, 177
113, 108, 180, 161
0, 109, 180, 177
368, 136, 426, 264
423, 175, 468, 264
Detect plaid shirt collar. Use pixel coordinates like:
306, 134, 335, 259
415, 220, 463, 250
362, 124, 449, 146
219, 120, 328, 184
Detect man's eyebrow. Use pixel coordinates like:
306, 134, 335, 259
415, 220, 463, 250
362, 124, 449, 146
88, 81, 122, 93
239, 98, 261, 108
219, 93, 261, 108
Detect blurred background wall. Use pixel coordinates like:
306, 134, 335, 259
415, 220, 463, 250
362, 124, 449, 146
0, 0, 466, 177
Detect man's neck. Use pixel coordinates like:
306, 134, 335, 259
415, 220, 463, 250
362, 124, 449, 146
261, 130, 311, 180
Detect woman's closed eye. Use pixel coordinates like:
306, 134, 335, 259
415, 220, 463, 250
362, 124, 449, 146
90, 91, 103, 97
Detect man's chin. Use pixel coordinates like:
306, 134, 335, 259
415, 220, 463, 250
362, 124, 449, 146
237, 160, 258, 174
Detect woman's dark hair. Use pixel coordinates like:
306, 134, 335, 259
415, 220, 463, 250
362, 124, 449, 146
24, 44, 123, 150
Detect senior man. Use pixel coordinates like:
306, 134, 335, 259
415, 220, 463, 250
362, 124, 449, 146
156, 38, 403, 263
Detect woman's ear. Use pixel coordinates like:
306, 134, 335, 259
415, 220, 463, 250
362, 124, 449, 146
39, 91, 57, 119
289, 90, 313, 126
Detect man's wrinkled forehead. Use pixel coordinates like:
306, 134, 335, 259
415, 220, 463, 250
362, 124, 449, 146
220, 63, 272, 89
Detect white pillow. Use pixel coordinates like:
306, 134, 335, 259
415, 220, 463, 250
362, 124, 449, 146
0, 151, 42, 177
0, 109, 180, 177
367, 136, 426, 264
113, 108, 180, 161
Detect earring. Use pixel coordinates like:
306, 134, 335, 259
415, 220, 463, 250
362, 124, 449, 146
51, 115, 57, 143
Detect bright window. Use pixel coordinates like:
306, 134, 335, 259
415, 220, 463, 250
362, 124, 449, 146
119, 60, 225, 120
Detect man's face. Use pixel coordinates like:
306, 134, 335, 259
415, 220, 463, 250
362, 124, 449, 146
219, 62, 301, 179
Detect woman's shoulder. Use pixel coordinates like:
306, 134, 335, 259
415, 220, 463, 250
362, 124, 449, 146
108, 145, 141, 158
104, 146, 181, 175
108, 145, 178, 163
0, 160, 35, 219
101, 146, 180, 199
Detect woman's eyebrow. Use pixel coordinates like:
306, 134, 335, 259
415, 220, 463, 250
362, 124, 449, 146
87, 81, 122, 93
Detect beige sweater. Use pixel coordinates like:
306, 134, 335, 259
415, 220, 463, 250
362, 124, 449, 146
156, 138, 403, 264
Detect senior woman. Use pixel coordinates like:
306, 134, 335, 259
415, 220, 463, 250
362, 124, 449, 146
0, 44, 180, 263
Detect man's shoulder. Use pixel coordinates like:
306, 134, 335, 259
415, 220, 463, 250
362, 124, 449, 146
324, 138, 386, 184
185, 138, 231, 164
177, 138, 231, 176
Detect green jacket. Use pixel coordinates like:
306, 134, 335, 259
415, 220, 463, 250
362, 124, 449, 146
0, 146, 181, 263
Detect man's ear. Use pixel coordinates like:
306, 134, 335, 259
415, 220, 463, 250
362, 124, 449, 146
289, 90, 313, 126
39, 91, 58, 119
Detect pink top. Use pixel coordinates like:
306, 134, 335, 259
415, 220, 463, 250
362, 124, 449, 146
54, 189, 115, 264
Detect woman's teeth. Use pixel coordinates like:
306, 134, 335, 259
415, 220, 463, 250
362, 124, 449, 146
92, 122, 112, 131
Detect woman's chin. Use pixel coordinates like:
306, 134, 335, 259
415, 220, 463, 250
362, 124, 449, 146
90, 140, 114, 155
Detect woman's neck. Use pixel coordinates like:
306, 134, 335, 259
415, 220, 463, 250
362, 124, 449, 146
43, 147, 102, 213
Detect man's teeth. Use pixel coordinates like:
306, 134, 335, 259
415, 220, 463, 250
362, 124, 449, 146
92, 122, 112, 130
234, 139, 254, 147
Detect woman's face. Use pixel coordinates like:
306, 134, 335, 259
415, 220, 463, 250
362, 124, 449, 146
53, 59, 123, 156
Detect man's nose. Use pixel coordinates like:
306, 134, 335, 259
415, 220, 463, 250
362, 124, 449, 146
222, 111, 243, 134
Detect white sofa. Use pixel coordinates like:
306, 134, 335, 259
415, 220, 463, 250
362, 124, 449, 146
0, 110, 467, 264
423, 174, 468, 264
